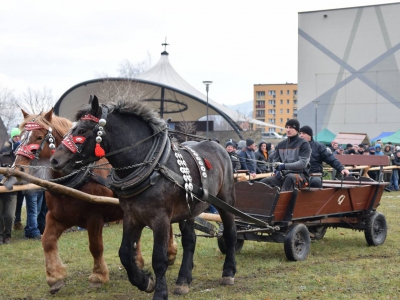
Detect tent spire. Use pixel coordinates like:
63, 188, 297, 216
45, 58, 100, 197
161, 37, 169, 55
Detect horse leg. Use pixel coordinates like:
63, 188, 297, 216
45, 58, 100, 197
86, 217, 109, 288
151, 218, 172, 299
42, 212, 68, 294
174, 219, 196, 295
218, 211, 237, 285
119, 218, 154, 293
167, 225, 178, 266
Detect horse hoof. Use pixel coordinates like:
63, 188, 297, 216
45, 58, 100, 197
49, 280, 65, 294
220, 276, 235, 285
174, 284, 190, 295
145, 278, 155, 293
89, 282, 102, 289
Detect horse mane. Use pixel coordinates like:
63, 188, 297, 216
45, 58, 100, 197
75, 99, 167, 132
21, 112, 73, 138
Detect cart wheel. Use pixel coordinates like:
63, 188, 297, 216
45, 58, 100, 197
364, 212, 387, 246
284, 224, 310, 261
217, 237, 244, 254
308, 226, 327, 240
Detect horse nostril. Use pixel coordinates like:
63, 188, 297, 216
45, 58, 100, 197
50, 158, 58, 167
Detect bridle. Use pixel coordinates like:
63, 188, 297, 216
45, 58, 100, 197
16, 122, 56, 160
61, 105, 109, 166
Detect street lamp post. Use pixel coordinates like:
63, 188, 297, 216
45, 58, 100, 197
313, 100, 320, 141
203, 81, 213, 139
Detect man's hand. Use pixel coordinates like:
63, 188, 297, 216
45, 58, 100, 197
274, 170, 282, 180
341, 169, 350, 176
276, 162, 285, 171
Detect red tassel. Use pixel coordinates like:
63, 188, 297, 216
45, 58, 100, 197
95, 143, 105, 157
203, 158, 212, 170
51, 150, 55, 154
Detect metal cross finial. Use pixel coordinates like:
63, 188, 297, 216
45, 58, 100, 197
162, 37, 169, 51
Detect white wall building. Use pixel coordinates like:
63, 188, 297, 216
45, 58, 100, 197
298, 3, 400, 138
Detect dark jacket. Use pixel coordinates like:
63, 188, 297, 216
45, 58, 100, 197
392, 151, 400, 167
254, 142, 273, 173
273, 134, 311, 176
227, 151, 241, 172
309, 140, 345, 174
239, 147, 258, 174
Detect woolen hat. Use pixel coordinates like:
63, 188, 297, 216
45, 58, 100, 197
10, 128, 21, 139
246, 138, 255, 146
225, 141, 234, 148
299, 125, 313, 137
285, 119, 300, 131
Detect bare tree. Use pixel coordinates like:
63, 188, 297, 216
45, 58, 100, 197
176, 121, 197, 141
17, 87, 55, 114
0, 86, 20, 130
118, 51, 152, 79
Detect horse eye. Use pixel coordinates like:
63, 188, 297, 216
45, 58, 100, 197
78, 129, 86, 135
37, 136, 43, 141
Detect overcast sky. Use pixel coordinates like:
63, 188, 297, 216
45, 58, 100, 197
1, 0, 399, 106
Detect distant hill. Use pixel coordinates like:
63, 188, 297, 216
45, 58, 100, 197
226, 101, 253, 117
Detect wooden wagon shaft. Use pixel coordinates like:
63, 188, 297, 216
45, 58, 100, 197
199, 212, 222, 222
0, 167, 119, 206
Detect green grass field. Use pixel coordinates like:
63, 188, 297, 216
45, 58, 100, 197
1, 191, 399, 300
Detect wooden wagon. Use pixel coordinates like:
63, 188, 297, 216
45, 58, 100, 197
196, 155, 389, 261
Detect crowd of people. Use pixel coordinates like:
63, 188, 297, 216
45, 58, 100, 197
221, 119, 400, 191
0, 128, 46, 245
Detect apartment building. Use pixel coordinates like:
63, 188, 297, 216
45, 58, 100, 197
254, 83, 298, 134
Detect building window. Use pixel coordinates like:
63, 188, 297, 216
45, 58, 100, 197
268, 118, 275, 123
280, 118, 283, 123
268, 109, 276, 115
268, 90, 276, 95
294, 99, 298, 105
280, 90, 283, 95
287, 109, 290, 113
268, 100, 276, 105
287, 90, 290, 95
280, 100, 283, 104
256, 91, 265, 99
287, 99, 290, 104
280, 109, 283, 113
294, 90, 297, 95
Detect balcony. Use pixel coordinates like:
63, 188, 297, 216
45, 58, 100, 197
256, 104, 265, 108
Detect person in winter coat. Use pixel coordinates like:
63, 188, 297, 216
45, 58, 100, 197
225, 140, 241, 172
254, 141, 273, 173
261, 119, 311, 191
299, 126, 350, 188
239, 138, 258, 178
391, 150, 400, 190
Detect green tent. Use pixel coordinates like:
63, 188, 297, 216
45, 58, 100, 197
381, 130, 400, 144
315, 128, 336, 145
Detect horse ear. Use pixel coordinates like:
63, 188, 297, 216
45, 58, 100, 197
90, 95, 100, 116
21, 109, 30, 118
44, 108, 54, 122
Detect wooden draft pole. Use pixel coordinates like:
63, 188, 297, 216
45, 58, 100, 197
0, 167, 119, 206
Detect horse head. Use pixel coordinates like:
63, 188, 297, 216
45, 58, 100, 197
51, 95, 108, 174
14, 108, 72, 179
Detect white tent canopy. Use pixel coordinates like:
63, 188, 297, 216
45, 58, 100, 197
54, 51, 281, 138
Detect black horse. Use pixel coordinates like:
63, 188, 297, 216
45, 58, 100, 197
50, 96, 237, 299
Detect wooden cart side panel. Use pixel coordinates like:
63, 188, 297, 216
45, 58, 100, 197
234, 181, 279, 216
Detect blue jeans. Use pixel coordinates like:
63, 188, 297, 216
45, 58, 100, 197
391, 170, 399, 190
24, 191, 43, 238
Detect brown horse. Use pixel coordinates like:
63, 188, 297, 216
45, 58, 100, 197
13, 109, 177, 294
